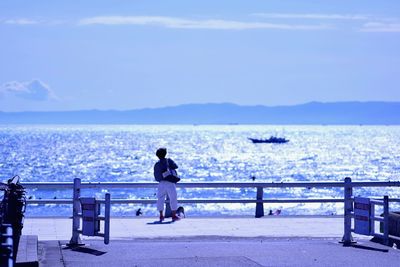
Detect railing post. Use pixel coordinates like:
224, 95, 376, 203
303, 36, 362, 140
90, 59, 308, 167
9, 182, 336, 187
370, 202, 375, 235
69, 178, 81, 245
383, 195, 389, 246
342, 177, 354, 246
104, 193, 110, 245
255, 187, 264, 218
165, 195, 172, 218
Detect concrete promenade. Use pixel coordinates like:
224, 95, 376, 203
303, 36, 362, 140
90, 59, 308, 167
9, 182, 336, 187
21, 216, 400, 267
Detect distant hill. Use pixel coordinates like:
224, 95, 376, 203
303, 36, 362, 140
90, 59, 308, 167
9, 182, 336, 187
1, 102, 400, 124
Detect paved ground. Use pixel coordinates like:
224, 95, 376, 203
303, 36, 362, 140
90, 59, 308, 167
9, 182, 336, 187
22, 216, 400, 267
23, 216, 346, 240
38, 238, 400, 267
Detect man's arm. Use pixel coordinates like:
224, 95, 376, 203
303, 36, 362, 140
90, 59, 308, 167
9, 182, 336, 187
154, 163, 162, 181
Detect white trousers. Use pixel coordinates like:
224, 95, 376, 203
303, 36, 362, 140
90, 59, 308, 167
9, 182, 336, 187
157, 181, 178, 211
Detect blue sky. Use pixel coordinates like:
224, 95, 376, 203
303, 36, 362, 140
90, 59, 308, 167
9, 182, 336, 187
0, 0, 400, 111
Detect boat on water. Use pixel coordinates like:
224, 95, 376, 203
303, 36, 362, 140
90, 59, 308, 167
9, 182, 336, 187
248, 136, 289, 144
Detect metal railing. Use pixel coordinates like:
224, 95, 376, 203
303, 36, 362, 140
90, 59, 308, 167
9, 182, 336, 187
21, 179, 400, 217
19, 177, 400, 246
370, 196, 390, 245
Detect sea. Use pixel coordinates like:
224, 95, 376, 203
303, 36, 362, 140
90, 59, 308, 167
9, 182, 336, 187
1, 124, 400, 217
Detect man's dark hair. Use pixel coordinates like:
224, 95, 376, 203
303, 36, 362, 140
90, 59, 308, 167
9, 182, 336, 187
156, 148, 167, 159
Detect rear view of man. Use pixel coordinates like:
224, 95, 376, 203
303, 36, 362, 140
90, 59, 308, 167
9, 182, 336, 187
153, 147, 181, 222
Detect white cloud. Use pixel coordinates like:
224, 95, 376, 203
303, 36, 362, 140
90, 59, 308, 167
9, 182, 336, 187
79, 16, 331, 30
3, 14, 400, 33
4, 18, 39, 25
251, 13, 400, 33
251, 13, 370, 20
0, 80, 58, 101
360, 22, 400, 32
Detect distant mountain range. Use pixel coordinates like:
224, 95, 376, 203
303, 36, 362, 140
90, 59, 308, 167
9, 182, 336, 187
1, 102, 400, 124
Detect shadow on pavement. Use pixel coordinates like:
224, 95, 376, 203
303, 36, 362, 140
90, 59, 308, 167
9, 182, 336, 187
147, 221, 174, 225
351, 244, 389, 253
63, 246, 107, 256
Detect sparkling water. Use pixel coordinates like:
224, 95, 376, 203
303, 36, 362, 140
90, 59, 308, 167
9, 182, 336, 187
1, 125, 399, 216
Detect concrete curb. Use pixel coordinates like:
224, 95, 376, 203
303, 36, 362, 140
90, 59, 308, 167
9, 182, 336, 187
16, 235, 39, 267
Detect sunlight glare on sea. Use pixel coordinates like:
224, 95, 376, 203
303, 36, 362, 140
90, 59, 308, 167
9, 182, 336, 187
1, 125, 399, 216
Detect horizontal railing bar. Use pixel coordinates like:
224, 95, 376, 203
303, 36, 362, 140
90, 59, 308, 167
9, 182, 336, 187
371, 200, 384, 205
389, 235, 400, 241
24, 198, 400, 205
338, 198, 400, 203
373, 234, 400, 241
378, 199, 400, 203
183, 199, 344, 204
28, 199, 73, 204
27, 198, 345, 205
20, 181, 400, 189
372, 217, 384, 222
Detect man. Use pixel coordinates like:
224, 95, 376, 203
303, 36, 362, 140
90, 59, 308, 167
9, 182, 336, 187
153, 147, 180, 222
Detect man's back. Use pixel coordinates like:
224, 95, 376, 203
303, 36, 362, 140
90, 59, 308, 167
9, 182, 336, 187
154, 158, 178, 182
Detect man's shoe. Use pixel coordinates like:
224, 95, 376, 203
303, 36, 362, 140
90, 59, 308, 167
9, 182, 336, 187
159, 215, 165, 222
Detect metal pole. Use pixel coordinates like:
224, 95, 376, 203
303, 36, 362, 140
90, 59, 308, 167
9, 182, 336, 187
255, 187, 264, 218
383, 195, 389, 246
104, 193, 110, 245
165, 195, 172, 218
370, 202, 375, 235
342, 177, 354, 246
69, 178, 81, 245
